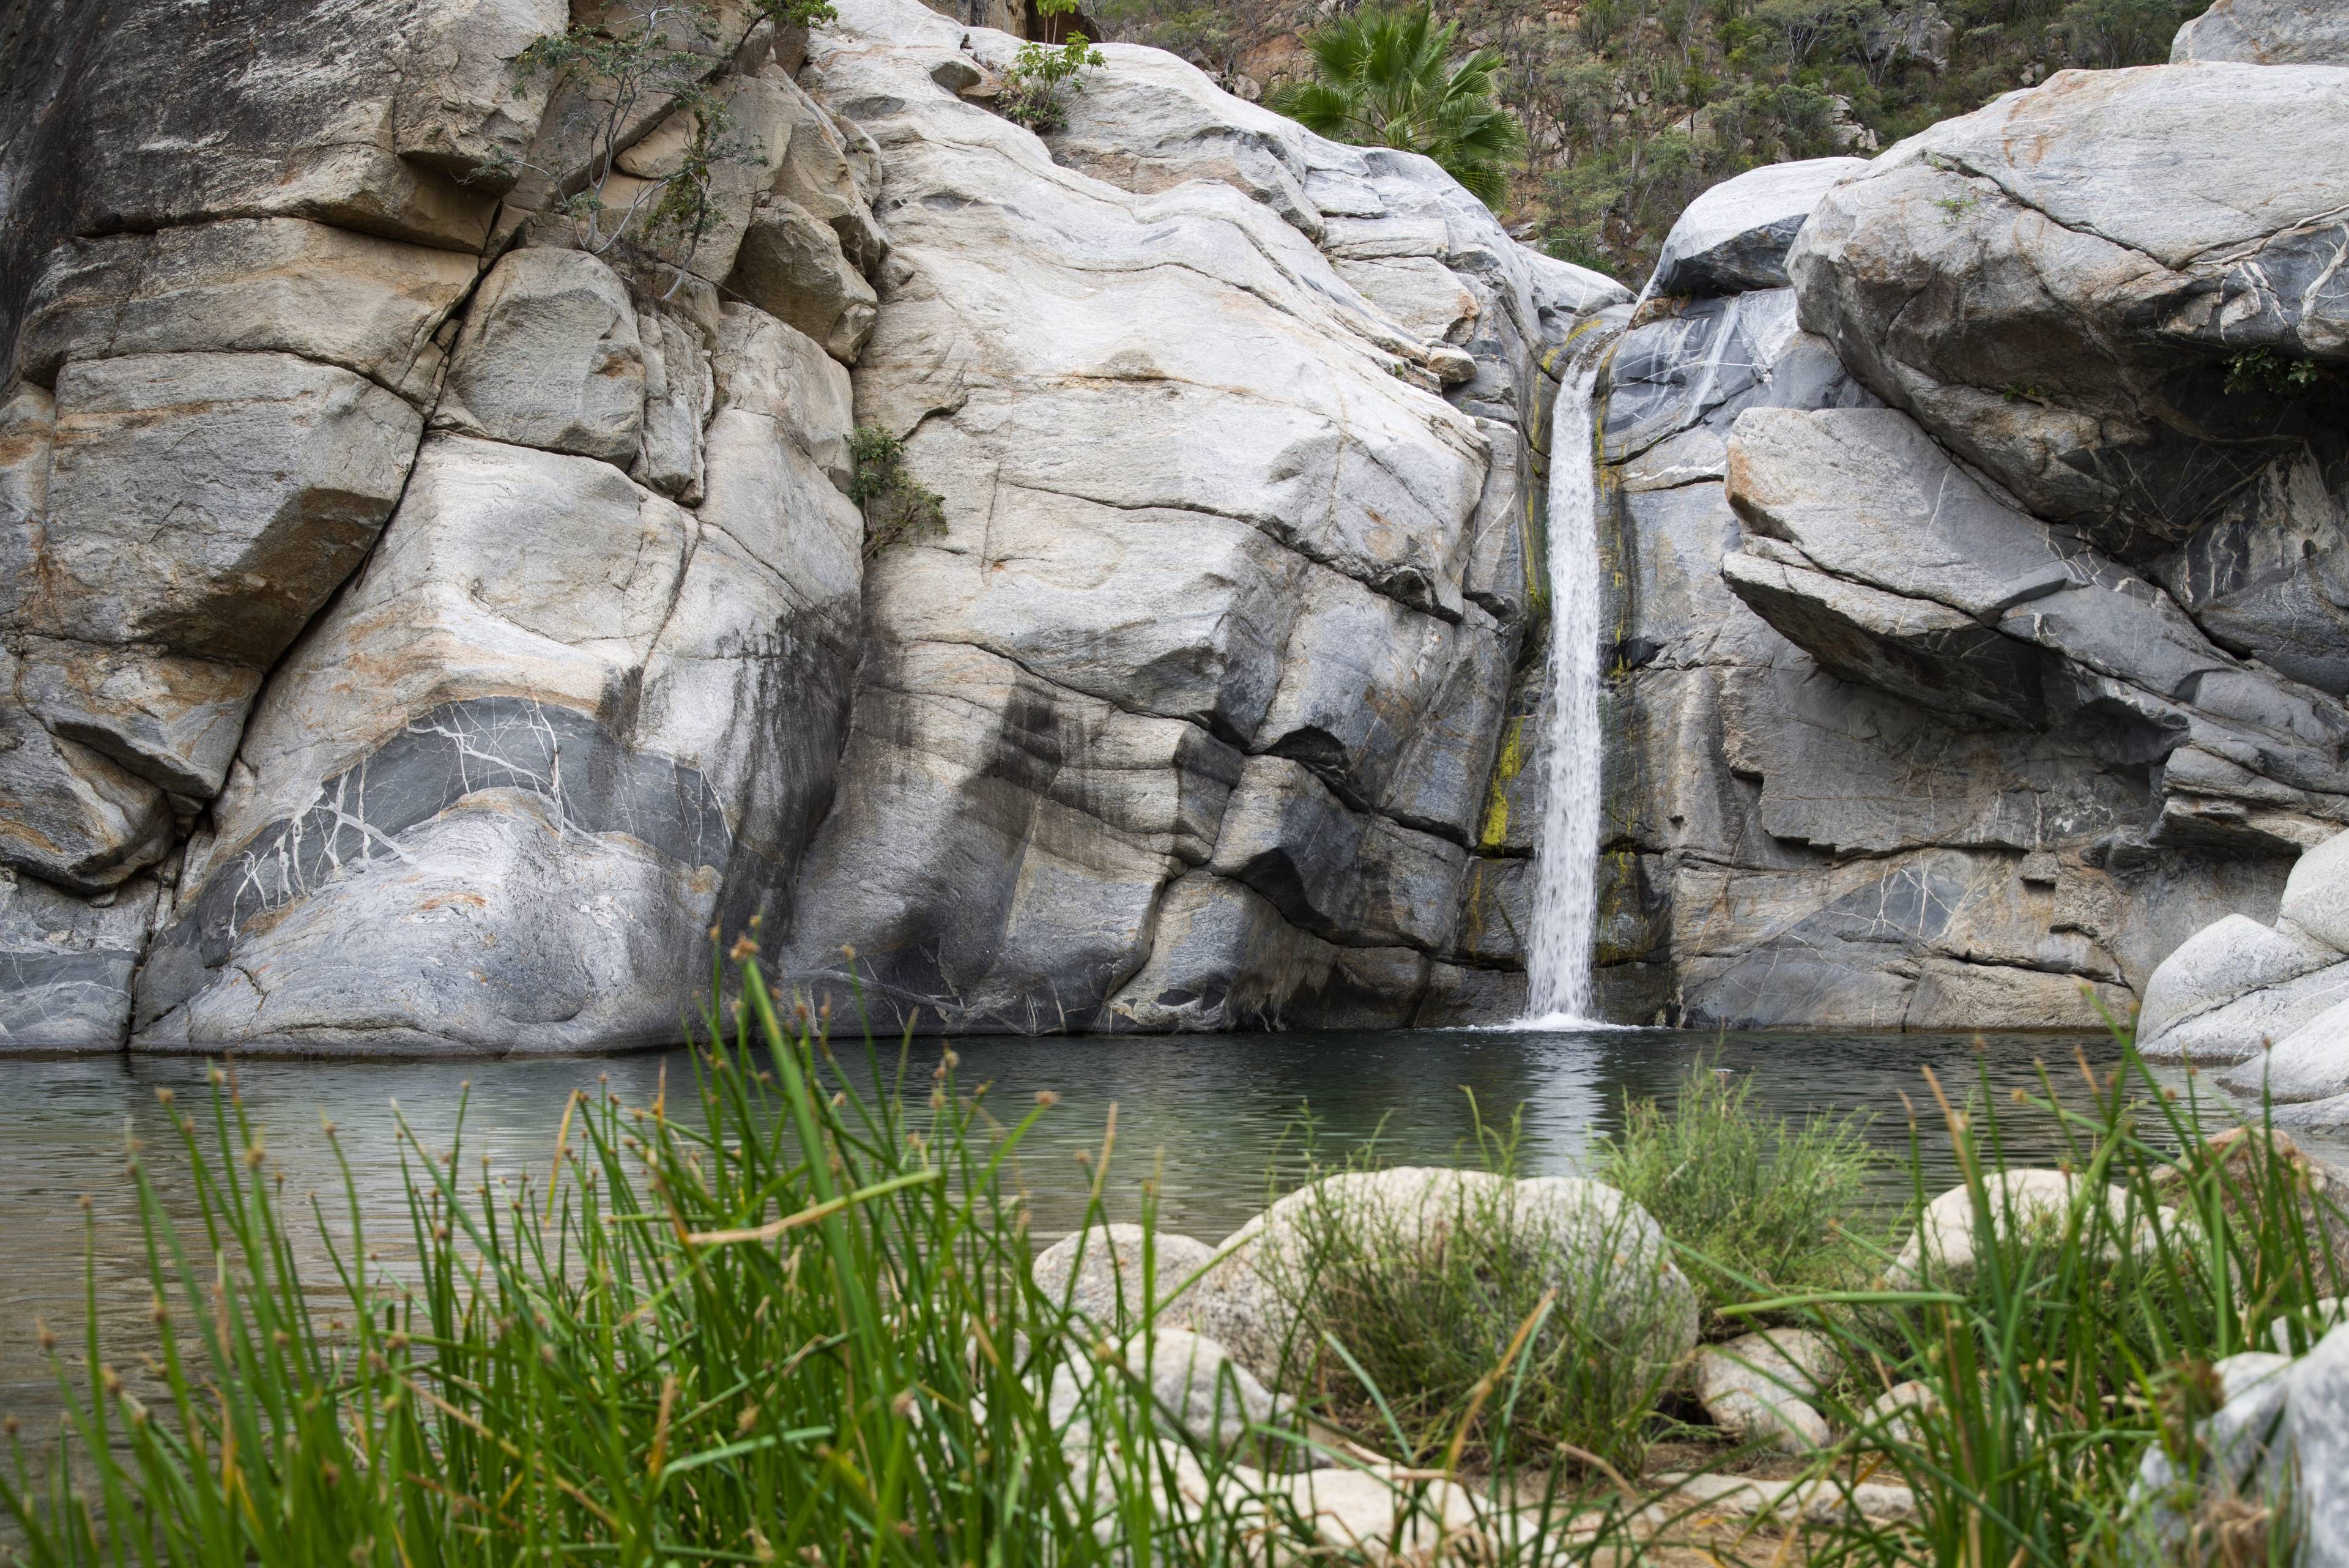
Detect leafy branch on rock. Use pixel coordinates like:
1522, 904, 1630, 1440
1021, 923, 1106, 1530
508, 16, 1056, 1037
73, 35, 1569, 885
755, 0, 838, 25
2226, 348, 2330, 398
478, 1, 765, 294
999, 34, 1108, 133
2224, 347, 2346, 425
848, 425, 946, 557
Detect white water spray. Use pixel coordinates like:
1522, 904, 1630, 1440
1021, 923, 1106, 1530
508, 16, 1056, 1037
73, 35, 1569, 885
1522, 355, 1606, 1026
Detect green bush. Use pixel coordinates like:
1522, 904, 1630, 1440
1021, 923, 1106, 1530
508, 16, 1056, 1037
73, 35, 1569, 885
999, 35, 1107, 133
499, 1, 763, 291
1593, 1056, 1885, 1323
757, 0, 836, 26
1255, 1113, 1689, 1474
848, 423, 947, 556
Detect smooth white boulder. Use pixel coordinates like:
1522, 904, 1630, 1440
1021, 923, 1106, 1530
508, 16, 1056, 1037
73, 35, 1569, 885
2279, 830, 2349, 953
1047, 1327, 1282, 1459
1890, 1169, 2136, 1286
2227, 997, 2349, 1107
1033, 1223, 1222, 1331
1861, 1380, 1940, 1446
1693, 1329, 1839, 1453
1649, 157, 1869, 298
2138, 912, 2349, 1062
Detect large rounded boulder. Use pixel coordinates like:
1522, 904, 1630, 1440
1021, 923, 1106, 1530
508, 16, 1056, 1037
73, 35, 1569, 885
1789, 62, 2349, 563
1179, 1166, 1699, 1391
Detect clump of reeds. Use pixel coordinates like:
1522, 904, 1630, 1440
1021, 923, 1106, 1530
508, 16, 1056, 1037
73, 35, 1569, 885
1753, 1047, 2349, 1568
1256, 1107, 1690, 1476
1592, 1055, 1887, 1327
12, 960, 2349, 1568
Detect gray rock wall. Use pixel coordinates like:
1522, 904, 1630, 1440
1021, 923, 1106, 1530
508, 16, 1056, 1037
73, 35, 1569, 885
0, 0, 894, 1050
1592, 52, 2349, 1028
0, 0, 1617, 1047
2172, 0, 2349, 65
9, 0, 2330, 1047
776, 0, 1619, 1032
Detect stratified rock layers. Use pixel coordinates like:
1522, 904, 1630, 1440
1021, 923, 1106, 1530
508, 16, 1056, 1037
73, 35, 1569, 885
0, 0, 1623, 1046
1, 0, 891, 1050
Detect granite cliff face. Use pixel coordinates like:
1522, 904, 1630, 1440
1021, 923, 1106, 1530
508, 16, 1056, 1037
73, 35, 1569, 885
776, 7, 1618, 1033
1586, 40, 2349, 1030
0, 0, 2340, 1050
0, 0, 1617, 1049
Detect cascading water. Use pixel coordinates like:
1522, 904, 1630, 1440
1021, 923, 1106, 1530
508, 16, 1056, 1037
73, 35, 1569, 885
1522, 354, 1606, 1026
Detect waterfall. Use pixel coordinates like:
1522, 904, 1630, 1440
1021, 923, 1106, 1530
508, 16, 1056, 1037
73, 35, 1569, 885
1523, 355, 1606, 1025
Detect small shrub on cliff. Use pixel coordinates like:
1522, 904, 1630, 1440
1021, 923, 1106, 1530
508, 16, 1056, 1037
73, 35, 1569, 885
1000, 35, 1109, 133
491, 1, 763, 292
848, 423, 947, 556
755, 0, 836, 26
1594, 1056, 1884, 1324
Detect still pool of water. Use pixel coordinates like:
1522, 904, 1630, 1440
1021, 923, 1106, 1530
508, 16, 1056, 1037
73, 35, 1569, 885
1, 1022, 2206, 1427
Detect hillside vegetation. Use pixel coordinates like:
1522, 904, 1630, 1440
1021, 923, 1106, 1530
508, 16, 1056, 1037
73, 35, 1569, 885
1092, 0, 2212, 281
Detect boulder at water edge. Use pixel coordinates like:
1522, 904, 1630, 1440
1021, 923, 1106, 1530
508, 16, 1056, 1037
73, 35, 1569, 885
2145, 828, 2349, 1124
1888, 1169, 2138, 1287
1032, 1222, 1223, 1332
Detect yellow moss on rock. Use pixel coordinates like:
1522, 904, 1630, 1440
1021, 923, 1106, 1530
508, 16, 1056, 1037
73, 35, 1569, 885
1478, 715, 1530, 851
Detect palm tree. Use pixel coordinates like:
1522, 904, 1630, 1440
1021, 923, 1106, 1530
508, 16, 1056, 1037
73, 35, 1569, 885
1271, 7, 1527, 207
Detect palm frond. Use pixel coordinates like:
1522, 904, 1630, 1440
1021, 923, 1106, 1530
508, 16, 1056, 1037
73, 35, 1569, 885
1267, 4, 1523, 214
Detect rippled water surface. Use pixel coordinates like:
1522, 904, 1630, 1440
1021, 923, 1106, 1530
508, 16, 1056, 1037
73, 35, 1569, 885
4, 1022, 2279, 1433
